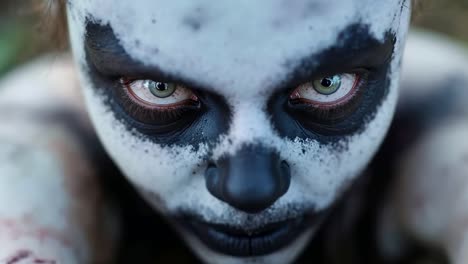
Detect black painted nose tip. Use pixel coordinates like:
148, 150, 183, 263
205, 145, 291, 214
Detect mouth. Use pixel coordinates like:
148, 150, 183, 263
180, 213, 318, 257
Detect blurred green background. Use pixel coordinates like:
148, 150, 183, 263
0, 1, 42, 77
0, 0, 467, 78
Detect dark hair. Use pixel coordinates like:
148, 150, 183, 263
37, 0, 68, 49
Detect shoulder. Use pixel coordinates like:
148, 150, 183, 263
0, 54, 115, 196
0, 54, 83, 110
389, 31, 468, 157
0, 54, 102, 166
379, 31, 468, 263
399, 30, 468, 123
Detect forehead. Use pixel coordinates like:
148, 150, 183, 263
70, 0, 405, 95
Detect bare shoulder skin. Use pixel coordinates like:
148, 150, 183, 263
378, 31, 468, 264
0, 55, 116, 263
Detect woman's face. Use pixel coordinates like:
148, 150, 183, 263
67, 1, 410, 263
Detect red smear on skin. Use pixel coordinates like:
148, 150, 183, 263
4, 250, 56, 264
5, 250, 31, 264
0, 215, 72, 249
33, 259, 57, 264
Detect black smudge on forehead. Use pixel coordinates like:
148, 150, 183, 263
181, 6, 207, 32
268, 23, 396, 144
272, 0, 329, 28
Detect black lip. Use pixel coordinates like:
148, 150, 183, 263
181, 214, 316, 257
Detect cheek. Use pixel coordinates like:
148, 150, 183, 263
281, 84, 398, 210
81, 86, 210, 211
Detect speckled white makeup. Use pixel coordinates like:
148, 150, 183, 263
67, 1, 411, 262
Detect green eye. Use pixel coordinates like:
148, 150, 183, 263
313, 75, 342, 95
145, 80, 176, 98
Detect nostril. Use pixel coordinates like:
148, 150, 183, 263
205, 163, 222, 198
206, 162, 217, 171
205, 163, 218, 179
279, 160, 291, 196
280, 160, 290, 175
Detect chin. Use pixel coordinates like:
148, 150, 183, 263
181, 226, 316, 264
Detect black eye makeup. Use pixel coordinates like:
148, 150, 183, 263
270, 65, 388, 139
265, 25, 396, 141
112, 77, 202, 133
85, 21, 395, 144
118, 78, 200, 124
287, 70, 370, 126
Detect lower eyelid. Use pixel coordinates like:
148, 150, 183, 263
126, 87, 199, 110
293, 93, 356, 110
112, 79, 202, 127
119, 92, 201, 125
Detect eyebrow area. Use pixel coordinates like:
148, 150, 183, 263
84, 21, 395, 90
281, 24, 395, 89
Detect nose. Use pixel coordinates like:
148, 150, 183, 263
205, 145, 291, 214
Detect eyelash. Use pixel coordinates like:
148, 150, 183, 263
115, 70, 369, 130
121, 94, 193, 122
115, 78, 201, 127
288, 72, 369, 123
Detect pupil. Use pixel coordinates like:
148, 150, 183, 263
156, 82, 167, 91
321, 78, 333, 87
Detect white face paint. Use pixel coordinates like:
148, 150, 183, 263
67, 1, 411, 262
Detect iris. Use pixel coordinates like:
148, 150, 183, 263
146, 80, 176, 98
313, 75, 341, 95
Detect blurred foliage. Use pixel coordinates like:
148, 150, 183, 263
0, 1, 46, 76
0, 0, 467, 77
412, 0, 468, 44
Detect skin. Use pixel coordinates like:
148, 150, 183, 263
66, 0, 411, 263
0, 56, 116, 263
3, 2, 468, 263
